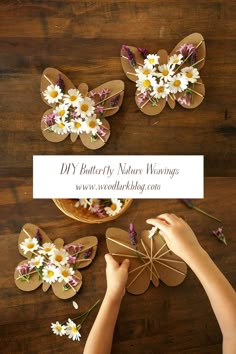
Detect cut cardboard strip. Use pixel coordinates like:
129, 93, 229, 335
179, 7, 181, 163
121, 33, 205, 116
14, 224, 98, 300
106, 227, 187, 295
41, 68, 124, 150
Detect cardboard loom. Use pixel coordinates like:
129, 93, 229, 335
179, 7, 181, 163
121, 33, 206, 116
14, 223, 98, 299
106, 227, 187, 295
40, 67, 124, 150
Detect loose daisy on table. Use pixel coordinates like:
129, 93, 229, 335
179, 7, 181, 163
66, 319, 82, 341
43, 84, 63, 104
20, 237, 39, 255
105, 199, 123, 217
51, 322, 67, 337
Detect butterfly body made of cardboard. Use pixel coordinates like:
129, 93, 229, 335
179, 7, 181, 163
106, 227, 187, 295
14, 223, 98, 299
121, 33, 205, 116
41, 68, 124, 150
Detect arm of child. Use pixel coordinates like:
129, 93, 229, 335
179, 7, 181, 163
83, 254, 130, 354
147, 214, 236, 354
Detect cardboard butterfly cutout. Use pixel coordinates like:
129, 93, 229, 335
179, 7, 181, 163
121, 33, 205, 116
106, 227, 187, 295
41, 68, 124, 150
14, 223, 98, 299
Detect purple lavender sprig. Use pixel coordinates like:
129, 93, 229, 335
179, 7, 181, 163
212, 226, 227, 245
35, 228, 43, 245
122, 45, 136, 67
181, 199, 222, 223
83, 248, 93, 259
109, 94, 121, 107
137, 47, 149, 59
129, 223, 137, 247
56, 74, 65, 92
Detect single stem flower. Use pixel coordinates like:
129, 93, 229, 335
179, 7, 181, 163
212, 226, 227, 245
181, 199, 222, 223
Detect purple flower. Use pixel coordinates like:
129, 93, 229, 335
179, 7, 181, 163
137, 92, 149, 106
83, 248, 93, 259
68, 255, 77, 265
17, 262, 34, 276
109, 94, 120, 108
69, 275, 81, 287
64, 244, 84, 255
129, 223, 137, 247
56, 74, 65, 92
97, 126, 107, 138
122, 45, 136, 67
98, 88, 110, 101
137, 47, 149, 59
212, 226, 227, 245
95, 105, 105, 114
177, 43, 197, 64
177, 91, 192, 106
35, 228, 43, 245
43, 113, 56, 126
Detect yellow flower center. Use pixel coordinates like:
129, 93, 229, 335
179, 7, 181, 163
174, 80, 181, 87
34, 261, 40, 266
55, 254, 63, 262
89, 121, 96, 128
149, 58, 155, 64
27, 243, 34, 249
75, 122, 81, 128
173, 59, 179, 64
162, 69, 169, 76
48, 270, 54, 278
72, 326, 78, 334
70, 95, 77, 101
110, 203, 117, 211
143, 79, 151, 87
56, 325, 61, 331
59, 110, 65, 117
186, 72, 193, 78
62, 270, 69, 277
50, 91, 58, 98
45, 247, 51, 252
81, 103, 89, 112
143, 69, 150, 75
58, 123, 65, 129
157, 86, 164, 93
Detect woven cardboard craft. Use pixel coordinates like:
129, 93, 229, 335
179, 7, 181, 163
41, 67, 124, 149
106, 227, 187, 295
121, 33, 205, 116
14, 223, 98, 299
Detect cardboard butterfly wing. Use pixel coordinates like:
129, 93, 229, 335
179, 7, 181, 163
40, 68, 124, 149
106, 227, 187, 295
14, 223, 98, 299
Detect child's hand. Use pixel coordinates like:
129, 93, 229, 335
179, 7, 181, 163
146, 213, 202, 262
105, 254, 130, 302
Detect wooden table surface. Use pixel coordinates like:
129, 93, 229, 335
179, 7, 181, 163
0, 1, 236, 354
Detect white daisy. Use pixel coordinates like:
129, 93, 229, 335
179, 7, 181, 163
156, 64, 175, 82
69, 118, 85, 134
57, 265, 75, 283
66, 319, 82, 341
20, 237, 39, 255
51, 117, 70, 135
53, 104, 69, 120
169, 74, 188, 94
168, 54, 183, 68
75, 199, 90, 208
150, 80, 170, 99
181, 66, 200, 83
135, 65, 157, 78
39, 242, 56, 256
136, 75, 157, 93
144, 54, 159, 67
42, 265, 59, 284
105, 199, 123, 216
63, 88, 82, 107
50, 248, 69, 266
43, 84, 63, 104
29, 255, 44, 268
76, 97, 95, 118
51, 321, 66, 336
84, 115, 102, 135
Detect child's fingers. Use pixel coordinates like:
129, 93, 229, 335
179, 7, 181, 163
105, 253, 118, 268
156, 213, 175, 224
146, 217, 170, 233
120, 258, 130, 271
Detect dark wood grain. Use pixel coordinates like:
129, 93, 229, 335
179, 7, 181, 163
0, 0, 235, 177
0, 177, 235, 353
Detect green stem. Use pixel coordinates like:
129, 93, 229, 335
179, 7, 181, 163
62, 299, 100, 326
193, 206, 222, 223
